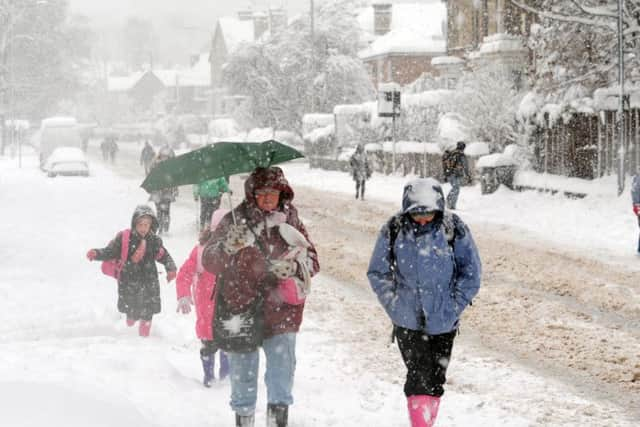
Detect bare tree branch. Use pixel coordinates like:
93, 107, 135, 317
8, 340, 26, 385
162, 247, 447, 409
512, 0, 616, 30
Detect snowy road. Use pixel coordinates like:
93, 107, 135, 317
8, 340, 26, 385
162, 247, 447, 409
0, 142, 637, 426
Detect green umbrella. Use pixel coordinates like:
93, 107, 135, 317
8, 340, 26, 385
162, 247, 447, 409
141, 140, 304, 193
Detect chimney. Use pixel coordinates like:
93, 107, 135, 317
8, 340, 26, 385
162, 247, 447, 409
269, 8, 287, 35
372, 3, 392, 36
253, 12, 268, 40
237, 10, 253, 21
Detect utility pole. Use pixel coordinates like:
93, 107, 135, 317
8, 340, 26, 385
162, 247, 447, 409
8, 13, 16, 165
310, 0, 315, 113
617, 0, 625, 195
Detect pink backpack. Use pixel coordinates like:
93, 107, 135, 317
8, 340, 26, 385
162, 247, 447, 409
101, 229, 131, 280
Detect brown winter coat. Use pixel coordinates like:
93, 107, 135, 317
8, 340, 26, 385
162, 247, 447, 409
202, 167, 320, 338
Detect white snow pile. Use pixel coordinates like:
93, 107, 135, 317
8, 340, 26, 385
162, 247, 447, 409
304, 124, 335, 143
431, 56, 465, 66
302, 114, 334, 133
464, 142, 490, 157
358, 1, 447, 58
478, 33, 527, 55
476, 144, 523, 169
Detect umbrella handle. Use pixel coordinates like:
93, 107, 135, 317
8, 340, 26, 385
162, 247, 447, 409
226, 192, 236, 225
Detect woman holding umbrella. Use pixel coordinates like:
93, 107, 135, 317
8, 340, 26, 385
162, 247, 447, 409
202, 167, 319, 427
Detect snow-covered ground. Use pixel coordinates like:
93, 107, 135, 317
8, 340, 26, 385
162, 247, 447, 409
0, 147, 637, 426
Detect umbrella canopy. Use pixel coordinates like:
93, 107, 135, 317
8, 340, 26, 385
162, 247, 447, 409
141, 140, 304, 192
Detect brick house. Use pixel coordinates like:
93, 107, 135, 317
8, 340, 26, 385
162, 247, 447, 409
357, 2, 447, 88
444, 0, 535, 55
437, 0, 536, 87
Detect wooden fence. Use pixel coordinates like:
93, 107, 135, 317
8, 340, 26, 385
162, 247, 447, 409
533, 109, 640, 179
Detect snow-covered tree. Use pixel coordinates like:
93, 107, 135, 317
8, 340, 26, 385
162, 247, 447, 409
516, 0, 639, 101
454, 70, 526, 151
0, 0, 91, 153
223, 0, 374, 134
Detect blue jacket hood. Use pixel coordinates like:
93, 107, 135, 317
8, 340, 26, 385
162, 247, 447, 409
402, 178, 445, 214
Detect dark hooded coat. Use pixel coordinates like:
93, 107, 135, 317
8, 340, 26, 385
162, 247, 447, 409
93, 205, 176, 319
349, 144, 371, 182
202, 167, 320, 339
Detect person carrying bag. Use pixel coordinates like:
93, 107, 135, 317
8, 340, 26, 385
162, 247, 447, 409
203, 167, 319, 427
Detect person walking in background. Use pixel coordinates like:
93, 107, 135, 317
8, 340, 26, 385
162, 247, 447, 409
631, 174, 640, 253
442, 141, 470, 210
349, 143, 371, 200
149, 150, 179, 235
176, 209, 230, 387
108, 137, 119, 164
202, 167, 319, 427
193, 177, 230, 230
86, 205, 177, 337
140, 140, 156, 175
367, 178, 481, 427
100, 138, 110, 161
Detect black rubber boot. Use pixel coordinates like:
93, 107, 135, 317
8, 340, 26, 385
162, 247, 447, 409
235, 413, 254, 427
266, 404, 288, 427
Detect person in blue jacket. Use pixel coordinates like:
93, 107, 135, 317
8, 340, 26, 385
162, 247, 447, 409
631, 175, 640, 253
367, 177, 481, 427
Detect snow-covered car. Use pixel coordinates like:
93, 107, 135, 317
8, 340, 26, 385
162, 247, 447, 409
44, 147, 89, 177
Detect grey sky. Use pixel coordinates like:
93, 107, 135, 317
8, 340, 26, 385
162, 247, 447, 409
68, 0, 316, 28
68, 0, 322, 64
68, 0, 418, 65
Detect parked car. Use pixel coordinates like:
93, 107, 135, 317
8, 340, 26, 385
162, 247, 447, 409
44, 147, 89, 177
38, 116, 82, 169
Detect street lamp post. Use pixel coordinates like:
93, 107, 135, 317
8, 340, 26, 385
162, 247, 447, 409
310, 0, 315, 113
617, 0, 626, 195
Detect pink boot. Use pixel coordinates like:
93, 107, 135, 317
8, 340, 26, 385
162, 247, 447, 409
407, 395, 440, 427
126, 317, 136, 327
138, 320, 152, 337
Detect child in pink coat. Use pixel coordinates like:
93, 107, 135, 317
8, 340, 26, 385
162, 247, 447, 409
176, 208, 229, 387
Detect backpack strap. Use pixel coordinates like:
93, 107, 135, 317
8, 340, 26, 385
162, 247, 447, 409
120, 229, 131, 265
195, 244, 204, 274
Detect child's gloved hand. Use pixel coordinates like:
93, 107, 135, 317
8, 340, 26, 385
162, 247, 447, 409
86, 249, 97, 261
176, 296, 192, 314
223, 224, 254, 254
634, 204, 640, 216
269, 259, 297, 279
166, 270, 177, 282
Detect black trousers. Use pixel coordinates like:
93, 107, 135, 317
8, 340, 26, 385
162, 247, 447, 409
355, 180, 365, 199
395, 326, 457, 397
200, 197, 221, 229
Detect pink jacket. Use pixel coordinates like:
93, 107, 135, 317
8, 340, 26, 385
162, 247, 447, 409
176, 245, 216, 340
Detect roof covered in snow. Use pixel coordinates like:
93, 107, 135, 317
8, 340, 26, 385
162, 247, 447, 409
357, 1, 446, 59
218, 17, 255, 54
107, 55, 210, 93
153, 68, 210, 88
107, 72, 145, 92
